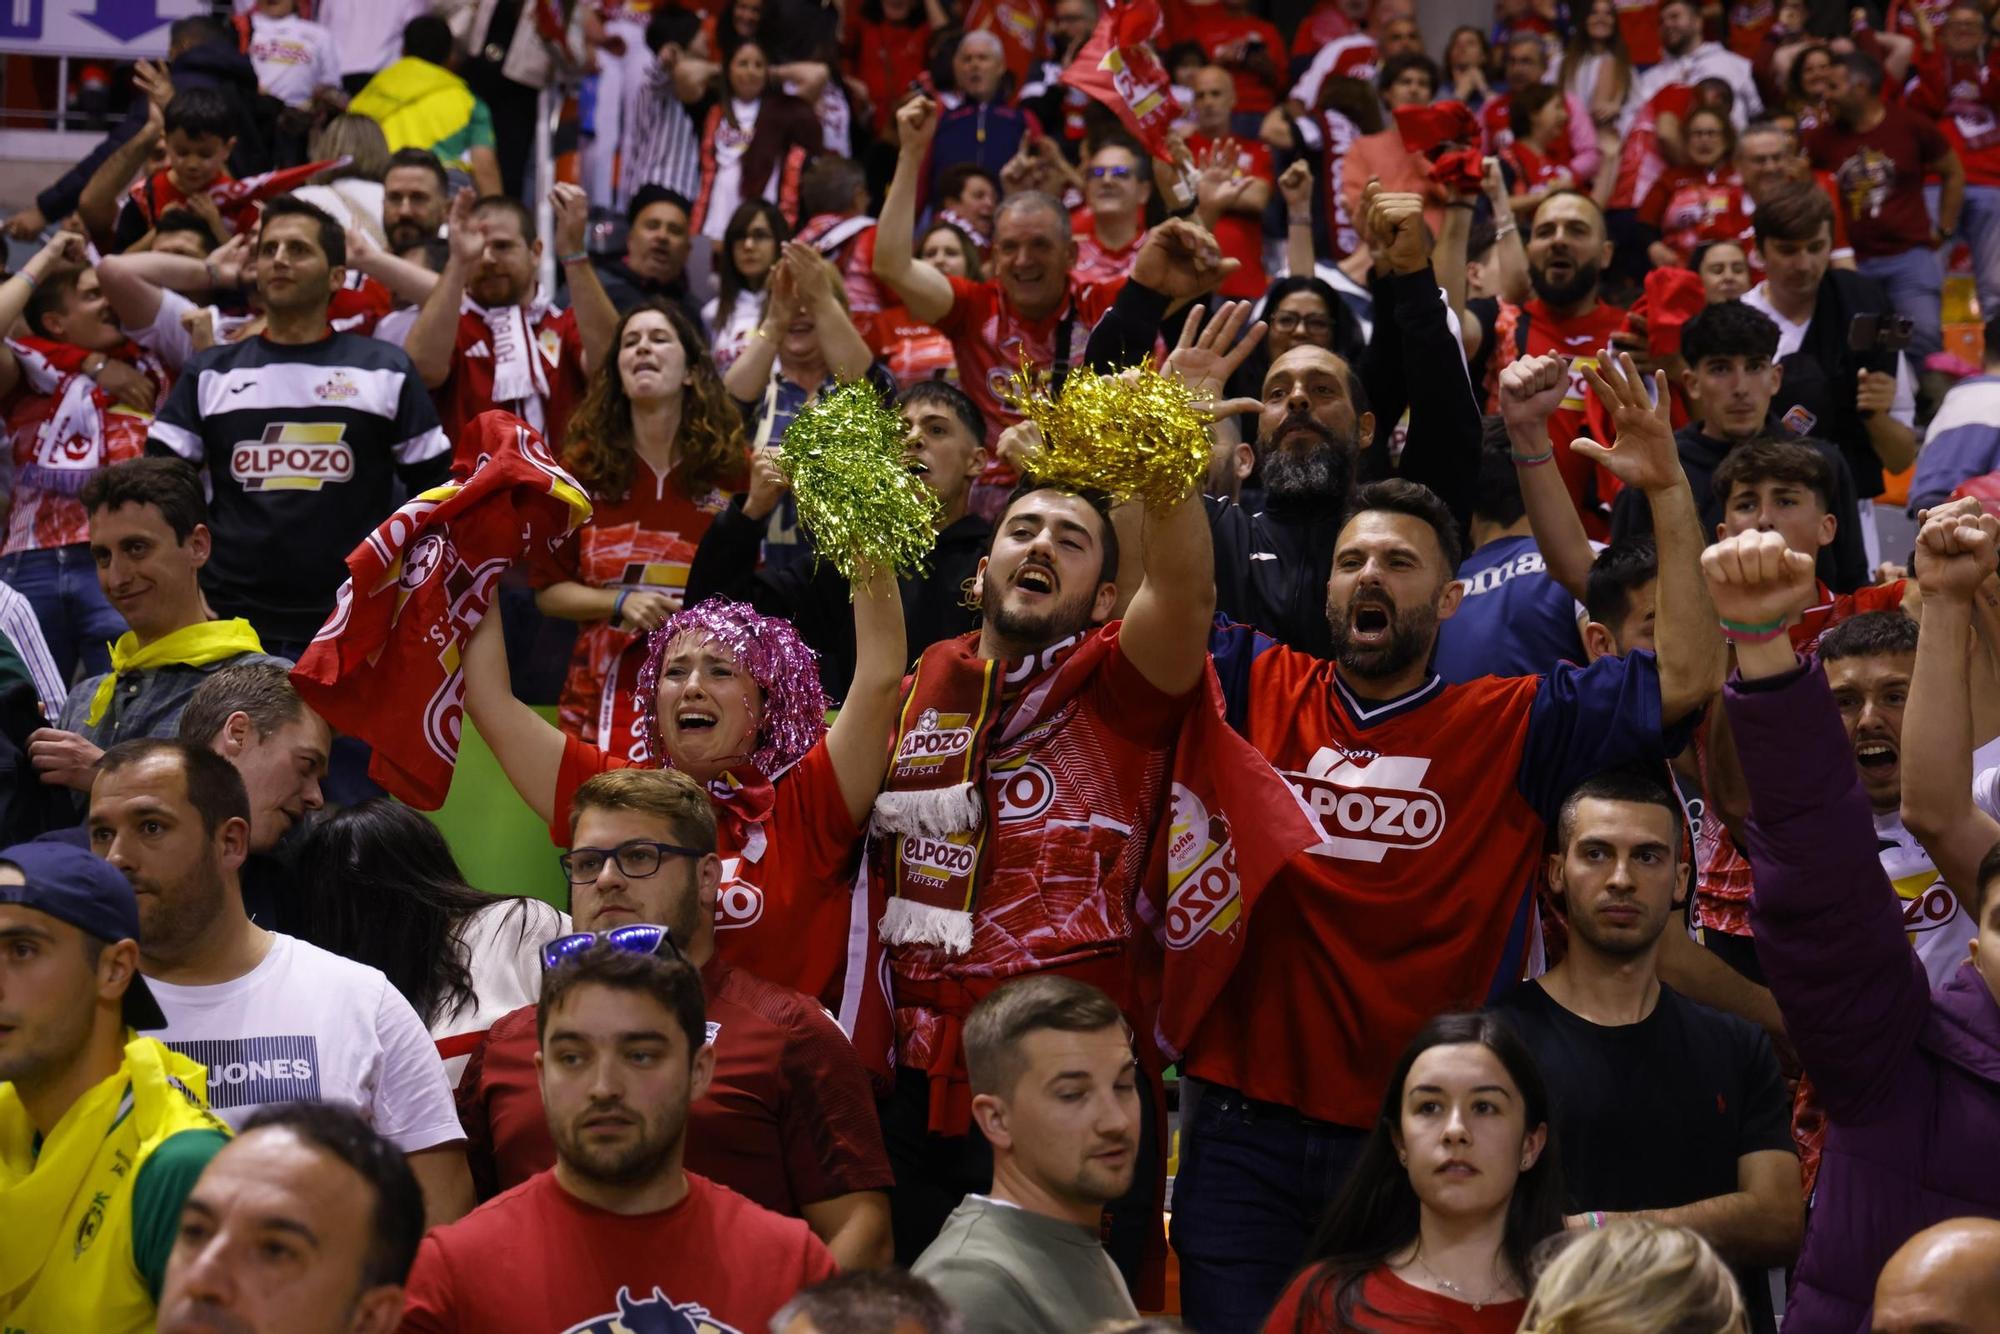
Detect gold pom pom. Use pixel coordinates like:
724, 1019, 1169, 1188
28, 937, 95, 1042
779, 379, 941, 583
1008, 361, 1210, 511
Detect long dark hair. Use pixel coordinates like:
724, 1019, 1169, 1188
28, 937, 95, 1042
1288, 1012, 1567, 1334
294, 800, 542, 1027
564, 301, 748, 501
716, 198, 789, 315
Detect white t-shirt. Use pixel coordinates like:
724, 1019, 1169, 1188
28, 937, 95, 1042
248, 12, 343, 109
314, 0, 434, 77
434, 898, 570, 1087
148, 932, 464, 1152
1873, 745, 2000, 990
128, 288, 258, 374
701, 100, 763, 243
1741, 280, 1918, 430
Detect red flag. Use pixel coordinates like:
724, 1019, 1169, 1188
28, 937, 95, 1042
1059, 0, 1180, 161
127, 157, 350, 237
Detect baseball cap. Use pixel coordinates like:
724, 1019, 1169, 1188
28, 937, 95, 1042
0, 840, 168, 1031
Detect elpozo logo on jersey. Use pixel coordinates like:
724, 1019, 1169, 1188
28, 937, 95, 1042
713, 857, 765, 930
231, 423, 355, 491
1163, 785, 1244, 949
1287, 747, 1446, 864
894, 707, 974, 777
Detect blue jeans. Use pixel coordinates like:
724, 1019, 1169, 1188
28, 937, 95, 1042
0, 543, 126, 684
1929, 181, 2000, 324
1857, 245, 1944, 363
1170, 1083, 1370, 1334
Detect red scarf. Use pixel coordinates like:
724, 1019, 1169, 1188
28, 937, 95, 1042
125, 158, 344, 237
291, 411, 592, 807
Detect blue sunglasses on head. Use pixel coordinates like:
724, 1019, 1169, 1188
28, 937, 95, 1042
539, 922, 681, 972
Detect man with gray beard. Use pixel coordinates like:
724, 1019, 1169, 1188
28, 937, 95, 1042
1084, 185, 1482, 658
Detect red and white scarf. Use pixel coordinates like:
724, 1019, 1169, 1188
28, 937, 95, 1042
465, 290, 554, 433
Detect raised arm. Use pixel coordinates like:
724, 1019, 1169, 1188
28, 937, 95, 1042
872, 97, 955, 326
406, 189, 480, 390
1279, 160, 1317, 279
0, 233, 90, 400
787, 243, 872, 381
460, 602, 566, 827
822, 565, 907, 825
1710, 528, 1932, 1119
1574, 350, 1726, 724
96, 237, 240, 334
78, 99, 165, 251
342, 227, 439, 307
1900, 505, 2000, 894
1498, 353, 1597, 600
551, 183, 618, 377
1479, 158, 1533, 305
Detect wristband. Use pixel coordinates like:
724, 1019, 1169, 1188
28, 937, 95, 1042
1718, 615, 1790, 643
1494, 222, 1518, 238
558, 250, 589, 264
17, 267, 39, 290
1510, 448, 1556, 467
1586, 1211, 1607, 1230
612, 589, 631, 627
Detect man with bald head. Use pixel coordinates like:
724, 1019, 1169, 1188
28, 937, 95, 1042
927, 31, 1036, 194
1185, 65, 1273, 300
1873, 1219, 2000, 1333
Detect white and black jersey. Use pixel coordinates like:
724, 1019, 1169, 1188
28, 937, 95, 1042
146, 332, 450, 646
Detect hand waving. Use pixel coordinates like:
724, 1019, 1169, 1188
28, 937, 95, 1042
1571, 348, 1683, 494
1165, 299, 1266, 404
1130, 217, 1236, 302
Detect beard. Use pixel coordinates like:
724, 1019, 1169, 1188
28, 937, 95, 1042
386, 219, 434, 253
1258, 415, 1357, 508
1326, 587, 1442, 682
1529, 256, 1603, 309
981, 568, 1099, 650
554, 1097, 686, 1186
131, 848, 227, 967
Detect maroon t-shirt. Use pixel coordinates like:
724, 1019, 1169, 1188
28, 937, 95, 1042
1804, 105, 1952, 259
457, 957, 893, 1213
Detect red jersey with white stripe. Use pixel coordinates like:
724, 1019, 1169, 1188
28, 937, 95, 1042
1611, 85, 1697, 210
549, 736, 868, 1015
438, 304, 586, 469
2, 341, 165, 554
1907, 49, 2000, 187
1072, 219, 1146, 288
1489, 299, 1629, 539
933, 272, 1119, 459
1639, 165, 1752, 264
1195, 626, 1686, 1127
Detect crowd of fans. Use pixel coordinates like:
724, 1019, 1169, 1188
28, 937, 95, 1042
4, 0, 2000, 1331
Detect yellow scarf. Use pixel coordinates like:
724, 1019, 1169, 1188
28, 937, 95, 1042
86, 619, 267, 727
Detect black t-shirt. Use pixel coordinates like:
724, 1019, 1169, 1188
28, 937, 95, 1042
1495, 979, 1794, 1331
145, 332, 450, 643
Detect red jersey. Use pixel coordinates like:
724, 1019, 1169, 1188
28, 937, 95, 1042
1481, 91, 1580, 166
544, 463, 741, 753
1184, 11, 1285, 114
1, 341, 163, 554
437, 302, 587, 466
1186, 132, 1273, 300
398, 1170, 837, 1334
550, 737, 865, 1012
1907, 49, 2000, 188
1263, 1266, 1528, 1334
1694, 578, 1909, 938
1291, 33, 1378, 111
883, 632, 1190, 1079
1639, 165, 1752, 264
457, 957, 893, 1208
1503, 139, 1576, 197
1290, 1, 1357, 57
1805, 106, 1952, 259
869, 306, 958, 387
1196, 629, 1684, 1127
934, 273, 1118, 459
1610, 84, 1697, 210
1072, 217, 1146, 287
1489, 298, 1630, 539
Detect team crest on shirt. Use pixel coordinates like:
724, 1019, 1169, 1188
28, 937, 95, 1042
539, 327, 564, 368
231, 422, 354, 491
313, 371, 360, 402
559, 1285, 741, 1334
1285, 748, 1447, 863
894, 709, 974, 777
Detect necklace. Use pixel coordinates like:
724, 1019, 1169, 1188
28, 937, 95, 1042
1408, 1242, 1509, 1313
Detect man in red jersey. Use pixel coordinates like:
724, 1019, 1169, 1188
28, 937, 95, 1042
1170, 350, 1726, 1334
454, 767, 892, 1271
1906, 3, 2000, 322
400, 937, 839, 1333
1490, 190, 1629, 537
403, 184, 618, 456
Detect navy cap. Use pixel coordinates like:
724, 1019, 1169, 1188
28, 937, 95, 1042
0, 840, 168, 1031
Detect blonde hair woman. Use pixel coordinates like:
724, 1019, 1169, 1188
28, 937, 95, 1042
298, 114, 394, 249
1519, 1220, 1747, 1334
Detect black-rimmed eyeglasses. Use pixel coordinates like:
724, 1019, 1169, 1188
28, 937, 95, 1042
557, 839, 704, 886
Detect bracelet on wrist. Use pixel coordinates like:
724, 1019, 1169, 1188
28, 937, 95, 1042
1494, 222, 1518, 238
17, 267, 40, 290
558, 250, 589, 265
1718, 615, 1791, 643
1586, 1211, 1607, 1230
611, 589, 631, 627
1510, 448, 1556, 467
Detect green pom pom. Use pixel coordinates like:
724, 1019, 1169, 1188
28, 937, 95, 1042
779, 380, 941, 584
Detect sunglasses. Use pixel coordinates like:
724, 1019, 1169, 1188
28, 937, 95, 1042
558, 838, 704, 885
1087, 164, 1136, 180
540, 922, 682, 971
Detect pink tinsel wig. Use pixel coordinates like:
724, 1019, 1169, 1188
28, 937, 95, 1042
633, 598, 828, 776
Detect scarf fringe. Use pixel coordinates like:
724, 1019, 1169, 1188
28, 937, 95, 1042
879, 896, 975, 954
872, 783, 983, 838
